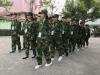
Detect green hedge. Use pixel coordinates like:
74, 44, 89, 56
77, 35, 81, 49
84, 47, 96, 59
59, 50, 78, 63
0, 29, 24, 36
0, 20, 11, 36
0, 20, 23, 36
0, 29, 11, 36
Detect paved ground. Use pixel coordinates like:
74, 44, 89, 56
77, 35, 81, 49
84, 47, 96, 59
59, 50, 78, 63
0, 36, 100, 75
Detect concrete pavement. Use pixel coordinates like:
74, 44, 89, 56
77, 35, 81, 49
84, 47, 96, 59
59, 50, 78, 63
0, 36, 100, 75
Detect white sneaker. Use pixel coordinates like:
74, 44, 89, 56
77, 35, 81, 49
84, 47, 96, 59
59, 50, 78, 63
45, 62, 52, 67
51, 58, 54, 61
35, 65, 42, 69
58, 56, 63, 62
77, 49, 80, 52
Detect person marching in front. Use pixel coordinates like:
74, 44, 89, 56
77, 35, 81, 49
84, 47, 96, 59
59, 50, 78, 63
35, 10, 52, 69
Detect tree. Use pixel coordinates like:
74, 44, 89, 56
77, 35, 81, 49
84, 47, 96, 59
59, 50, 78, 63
43, 0, 57, 15
0, 0, 11, 6
64, 0, 100, 20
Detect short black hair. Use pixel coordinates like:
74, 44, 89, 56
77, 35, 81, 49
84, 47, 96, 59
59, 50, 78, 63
26, 12, 33, 16
10, 13, 17, 16
41, 9, 48, 15
62, 16, 67, 19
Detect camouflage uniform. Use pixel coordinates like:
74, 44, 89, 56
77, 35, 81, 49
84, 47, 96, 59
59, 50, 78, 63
69, 24, 77, 52
49, 21, 56, 58
22, 21, 28, 50
85, 25, 90, 46
16, 21, 21, 35
30, 21, 37, 57
50, 21, 64, 58
76, 25, 82, 49
80, 25, 86, 47
11, 20, 21, 53
23, 21, 33, 58
16, 21, 21, 50
62, 22, 71, 56
36, 20, 51, 65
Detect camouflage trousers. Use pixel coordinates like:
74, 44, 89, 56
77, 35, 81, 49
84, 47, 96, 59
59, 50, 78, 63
31, 37, 37, 57
23, 35, 26, 50
62, 34, 69, 56
36, 37, 51, 65
11, 36, 21, 52
82, 36, 86, 47
84, 36, 90, 46
50, 35, 64, 58
24, 37, 36, 57
69, 36, 77, 53
79, 36, 85, 48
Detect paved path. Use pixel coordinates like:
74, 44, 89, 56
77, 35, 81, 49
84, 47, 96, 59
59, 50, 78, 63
0, 36, 100, 75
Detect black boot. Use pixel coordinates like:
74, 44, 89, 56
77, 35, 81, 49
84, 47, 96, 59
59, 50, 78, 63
10, 51, 16, 53
22, 56, 28, 59
23, 50, 29, 59
66, 52, 69, 56
32, 56, 36, 58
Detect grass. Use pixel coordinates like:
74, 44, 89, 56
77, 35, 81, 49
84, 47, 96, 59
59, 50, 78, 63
0, 20, 11, 29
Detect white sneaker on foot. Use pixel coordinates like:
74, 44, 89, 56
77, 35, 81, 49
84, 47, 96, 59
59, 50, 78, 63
77, 49, 80, 52
51, 58, 54, 61
45, 62, 52, 67
35, 65, 42, 69
58, 56, 63, 62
